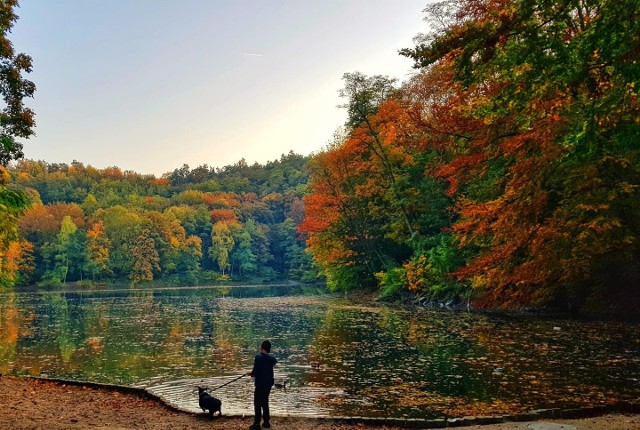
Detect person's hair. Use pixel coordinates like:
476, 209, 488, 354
261, 340, 271, 353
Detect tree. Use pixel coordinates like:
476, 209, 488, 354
130, 229, 160, 284
245, 219, 274, 280
150, 214, 202, 281
339, 73, 419, 239
0, 180, 29, 286
270, 217, 315, 281
43, 215, 77, 283
0, 238, 32, 287
401, 0, 640, 311
340, 72, 397, 131
102, 206, 143, 278
228, 222, 256, 278
178, 234, 202, 281
67, 228, 87, 281
301, 136, 388, 290
86, 220, 111, 281
0, 0, 36, 165
0, 1, 35, 287
209, 221, 235, 276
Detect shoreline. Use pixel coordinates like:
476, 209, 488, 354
371, 291, 640, 322
1, 376, 639, 429
7, 282, 638, 321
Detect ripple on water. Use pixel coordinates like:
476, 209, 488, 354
2, 287, 640, 419
145, 373, 335, 418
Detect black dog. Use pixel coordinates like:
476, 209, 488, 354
197, 387, 222, 418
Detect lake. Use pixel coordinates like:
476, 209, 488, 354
0, 285, 639, 418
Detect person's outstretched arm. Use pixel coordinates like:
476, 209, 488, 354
247, 356, 257, 377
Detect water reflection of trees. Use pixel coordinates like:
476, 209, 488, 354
307, 305, 526, 417
306, 305, 640, 417
2, 290, 639, 418
0, 289, 329, 385
0, 292, 20, 373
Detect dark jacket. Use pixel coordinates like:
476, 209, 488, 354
251, 352, 277, 388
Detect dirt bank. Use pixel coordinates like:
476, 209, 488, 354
0, 376, 638, 429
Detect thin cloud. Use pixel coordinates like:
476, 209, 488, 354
240, 52, 264, 57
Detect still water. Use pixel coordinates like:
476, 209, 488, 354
0, 285, 639, 418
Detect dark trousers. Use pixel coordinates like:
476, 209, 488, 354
253, 386, 271, 424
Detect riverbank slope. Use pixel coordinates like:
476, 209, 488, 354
1, 376, 638, 430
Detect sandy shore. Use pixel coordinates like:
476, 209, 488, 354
0, 376, 638, 429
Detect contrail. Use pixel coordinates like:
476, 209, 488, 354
240, 52, 263, 57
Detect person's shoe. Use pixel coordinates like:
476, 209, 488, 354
262, 423, 271, 429
249, 424, 261, 430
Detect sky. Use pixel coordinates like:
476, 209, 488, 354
10, 0, 430, 177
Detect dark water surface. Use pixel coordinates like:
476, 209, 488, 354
0, 285, 638, 418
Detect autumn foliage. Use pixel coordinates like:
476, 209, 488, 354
301, 0, 640, 313
3, 153, 316, 287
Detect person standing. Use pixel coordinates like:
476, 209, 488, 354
247, 340, 277, 429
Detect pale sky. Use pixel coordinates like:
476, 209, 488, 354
11, 1, 429, 176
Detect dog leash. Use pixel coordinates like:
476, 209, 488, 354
208, 373, 246, 392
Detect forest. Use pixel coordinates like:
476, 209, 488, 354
299, 0, 640, 314
1, 153, 317, 286
1, 0, 639, 314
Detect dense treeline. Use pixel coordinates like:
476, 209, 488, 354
300, 0, 640, 313
2, 152, 317, 286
